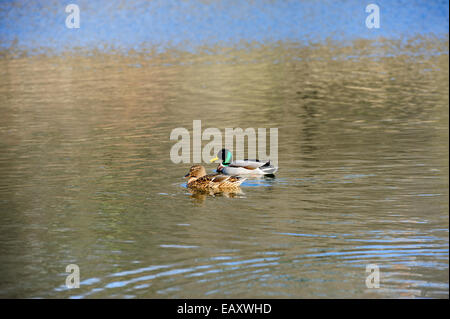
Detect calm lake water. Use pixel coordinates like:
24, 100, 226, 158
0, 38, 448, 298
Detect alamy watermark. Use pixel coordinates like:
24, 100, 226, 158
170, 120, 278, 166
65, 4, 80, 29
365, 4, 380, 29
366, 264, 380, 288
65, 264, 80, 288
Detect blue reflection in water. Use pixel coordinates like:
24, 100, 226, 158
0, 0, 448, 53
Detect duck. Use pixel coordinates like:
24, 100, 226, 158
210, 149, 278, 175
184, 165, 246, 191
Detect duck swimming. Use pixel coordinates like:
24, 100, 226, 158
210, 149, 278, 175
184, 165, 246, 190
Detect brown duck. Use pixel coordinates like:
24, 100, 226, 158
184, 165, 246, 191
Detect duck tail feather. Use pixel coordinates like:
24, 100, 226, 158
261, 160, 271, 168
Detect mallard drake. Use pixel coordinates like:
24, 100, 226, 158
210, 149, 278, 175
184, 165, 246, 190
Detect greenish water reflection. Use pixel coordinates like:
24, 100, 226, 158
0, 38, 448, 298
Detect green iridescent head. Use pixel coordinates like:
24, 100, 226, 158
210, 149, 233, 166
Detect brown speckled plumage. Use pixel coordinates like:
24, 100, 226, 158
184, 165, 245, 191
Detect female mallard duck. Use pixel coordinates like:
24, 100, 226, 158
184, 165, 246, 190
210, 149, 278, 175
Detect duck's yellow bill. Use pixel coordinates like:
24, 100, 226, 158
210, 157, 219, 163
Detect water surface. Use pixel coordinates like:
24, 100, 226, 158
0, 38, 448, 298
